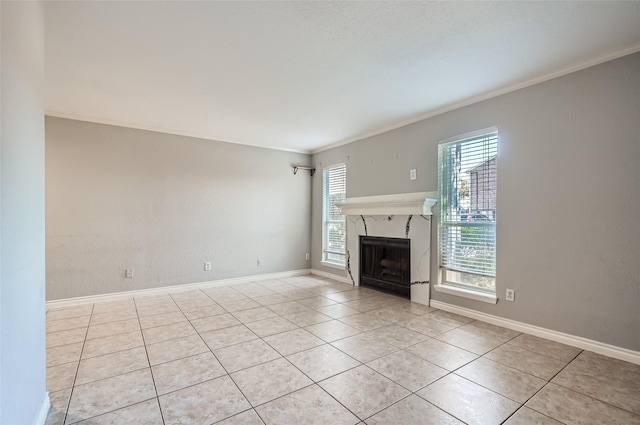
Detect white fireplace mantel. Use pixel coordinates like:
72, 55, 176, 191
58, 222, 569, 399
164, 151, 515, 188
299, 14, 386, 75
337, 191, 437, 216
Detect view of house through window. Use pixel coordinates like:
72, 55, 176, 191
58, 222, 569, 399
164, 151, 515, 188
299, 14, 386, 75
322, 164, 346, 267
438, 128, 498, 293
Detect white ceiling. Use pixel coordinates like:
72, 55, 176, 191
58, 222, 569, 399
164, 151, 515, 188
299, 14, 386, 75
44, 1, 640, 153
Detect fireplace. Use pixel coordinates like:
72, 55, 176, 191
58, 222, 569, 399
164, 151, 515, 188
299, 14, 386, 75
359, 236, 410, 298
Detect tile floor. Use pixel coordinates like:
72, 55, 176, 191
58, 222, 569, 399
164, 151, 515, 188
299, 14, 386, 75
44, 275, 640, 425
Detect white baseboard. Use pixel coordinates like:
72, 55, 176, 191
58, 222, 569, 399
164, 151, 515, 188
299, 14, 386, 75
430, 300, 640, 365
310, 268, 352, 285
46, 269, 313, 308
33, 392, 50, 425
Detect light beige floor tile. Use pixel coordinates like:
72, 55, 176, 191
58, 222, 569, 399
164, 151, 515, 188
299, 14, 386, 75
276, 289, 315, 301
75, 346, 149, 385
66, 368, 156, 424
287, 344, 361, 382
234, 284, 275, 298
485, 344, 568, 380
526, 383, 640, 425
435, 327, 504, 355
231, 358, 313, 406
47, 305, 94, 321
47, 316, 91, 333
508, 333, 582, 362
400, 315, 457, 337
152, 351, 226, 395
256, 384, 358, 425
343, 297, 391, 312
168, 290, 207, 302
267, 301, 309, 315
74, 399, 163, 425
141, 321, 196, 345
296, 296, 338, 309
190, 313, 240, 334
426, 310, 475, 327
200, 324, 258, 350
245, 316, 298, 338
455, 357, 546, 403
159, 375, 251, 425
367, 351, 448, 391
81, 331, 144, 359
139, 311, 187, 329
504, 407, 564, 425
136, 302, 180, 317
47, 342, 84, 367
232, 307, 279, 324
220, 298, 261, 312
283, 310, 332, 327
89, 310, 138, 326
263, 328, 324, 356
325, 290, 372, 303
331, 333, 398, 363
146, 334, 209, 366
86, 318, 140, 340
395, 302, 438, 315
337, 312, 391, 332
368, 307, 417, 323
209, 292, 249, 304
459, 321, 521, 343
253, 293, 291, 306
92, 300, 136, 316
315, 304, 361, 319
365, 324, 428, 349
134, 294, 175, 307
552, 350, 640, 414
173, 296, 216, 311
417, 374, 519, 425
319, 365, 410, 420
214, 339, 281, 373
47, 328, 87, 348
216, 409, 265, 425
366, 394, 464, 425
45, 388, 72, 425
47, 362, 78, 392
181, 304, 227, 320
305, 320, 361, 342
405, 338, 477, 371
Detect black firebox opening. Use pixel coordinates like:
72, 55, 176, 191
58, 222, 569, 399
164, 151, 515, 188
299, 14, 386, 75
359, 236, 410, 298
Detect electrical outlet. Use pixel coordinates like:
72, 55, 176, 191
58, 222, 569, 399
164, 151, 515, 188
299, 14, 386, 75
305, 253, 310, 261
506, 288, 515, 302
204, 262, 212, 271
410, 169, 417, 180
125, 269, 133, 278
257, 259, 263, 266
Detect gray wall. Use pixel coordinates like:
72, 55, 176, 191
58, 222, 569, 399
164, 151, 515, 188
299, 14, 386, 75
312, 53, 640, 351
46, 117, 312, 300
1, 2, 48, 424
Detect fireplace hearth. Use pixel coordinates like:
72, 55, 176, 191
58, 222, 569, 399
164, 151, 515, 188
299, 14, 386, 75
360, 236, 410, 298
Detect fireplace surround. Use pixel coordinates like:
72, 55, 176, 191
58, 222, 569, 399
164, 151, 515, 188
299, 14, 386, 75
337, 192, 437, 306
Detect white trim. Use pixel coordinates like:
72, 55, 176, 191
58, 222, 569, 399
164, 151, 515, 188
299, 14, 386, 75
33, 393, 50, 425
45, 112, 311, 155
337, 191, 438, 216
46, 269, 311, 308
312, 44, 640, 155
433, 284, 498, 304
311, 268, 352, 285
430, 300, 640, 365
320, 261, 346, 271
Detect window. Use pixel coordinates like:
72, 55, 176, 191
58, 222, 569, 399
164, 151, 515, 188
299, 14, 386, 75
322, 164, 346, 267
438, 128, 498, 294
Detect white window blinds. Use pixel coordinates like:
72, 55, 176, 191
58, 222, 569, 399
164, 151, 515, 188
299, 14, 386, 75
322, 164, 346, 266
438, 128, 498, 292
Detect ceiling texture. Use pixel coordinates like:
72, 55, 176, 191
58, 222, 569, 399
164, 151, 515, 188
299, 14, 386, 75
44, 1, 640, 153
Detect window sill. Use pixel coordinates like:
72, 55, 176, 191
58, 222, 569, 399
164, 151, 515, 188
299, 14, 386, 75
321, 261, 345, 270
434, 284, 497, 304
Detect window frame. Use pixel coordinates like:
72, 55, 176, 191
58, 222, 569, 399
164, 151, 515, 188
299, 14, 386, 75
436, 127, 498, 301
321, 163, 347, 269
